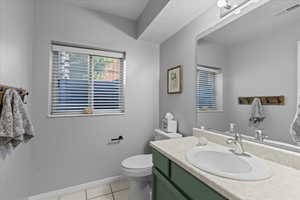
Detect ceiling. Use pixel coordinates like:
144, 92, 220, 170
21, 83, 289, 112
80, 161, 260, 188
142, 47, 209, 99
62, 0, 217, 43
204, 0, 300, 46
139, 0, 217, 43
62, 0, 150, 20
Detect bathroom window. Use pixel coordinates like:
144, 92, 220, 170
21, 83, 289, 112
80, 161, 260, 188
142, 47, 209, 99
196, 65, 223, 112
49, 43, 125, 117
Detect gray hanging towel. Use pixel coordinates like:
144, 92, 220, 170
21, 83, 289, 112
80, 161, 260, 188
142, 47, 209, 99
249, 98, 265, 128
0, 89, 35, 149
290, 103, 300, 145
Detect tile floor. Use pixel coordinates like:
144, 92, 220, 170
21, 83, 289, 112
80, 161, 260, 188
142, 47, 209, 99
46, 180, 129, 200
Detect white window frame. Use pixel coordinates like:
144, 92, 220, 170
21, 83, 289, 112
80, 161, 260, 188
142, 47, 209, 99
196, 65, 223, 113
48, 42, 126, 118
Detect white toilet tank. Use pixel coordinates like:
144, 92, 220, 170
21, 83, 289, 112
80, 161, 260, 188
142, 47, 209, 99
154, 129, 182, 141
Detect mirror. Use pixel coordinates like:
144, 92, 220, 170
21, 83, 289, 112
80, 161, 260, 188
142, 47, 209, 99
196, 0, 300, 151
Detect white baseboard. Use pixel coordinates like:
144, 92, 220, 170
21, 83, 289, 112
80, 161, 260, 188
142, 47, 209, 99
28, 175, 125, 200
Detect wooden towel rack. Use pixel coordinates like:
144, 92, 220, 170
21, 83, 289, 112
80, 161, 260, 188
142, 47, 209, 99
0, 84, 29, 105
238, 96, 285, 105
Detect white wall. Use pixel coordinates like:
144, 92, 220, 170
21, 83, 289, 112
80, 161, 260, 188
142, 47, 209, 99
226, 20, 299, 143
31, 0, 159, 195
0, 0, 34, 199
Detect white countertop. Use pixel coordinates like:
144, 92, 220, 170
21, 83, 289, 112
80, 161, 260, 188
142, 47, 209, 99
150, 136, 300, 200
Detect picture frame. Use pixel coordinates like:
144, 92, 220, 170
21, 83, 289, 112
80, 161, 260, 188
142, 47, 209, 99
167, 65, 182, 94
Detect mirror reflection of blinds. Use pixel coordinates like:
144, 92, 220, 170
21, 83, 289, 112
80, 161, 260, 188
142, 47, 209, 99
196, 69, 217, 111
50, 44, 125, 116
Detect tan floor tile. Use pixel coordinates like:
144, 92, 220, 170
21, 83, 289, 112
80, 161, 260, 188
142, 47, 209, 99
113, 190, 128, 200
92, 194, 114, 200
87, 184, 111, 199
60, 191, 86, 200
111, 180, 129, 192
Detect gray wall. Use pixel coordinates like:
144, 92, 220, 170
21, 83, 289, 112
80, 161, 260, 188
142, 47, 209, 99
226, 21, 299, 143
0, 0, 34, 199
137, 0, 170, 37
196, 40, 230, 131
31, 0, 159, 195
160, 5, 221, 135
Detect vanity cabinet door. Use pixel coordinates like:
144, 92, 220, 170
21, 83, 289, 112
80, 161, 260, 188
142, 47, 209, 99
152, 149, 170, 177
153, 168, 188, 200
171, 162, 227, 200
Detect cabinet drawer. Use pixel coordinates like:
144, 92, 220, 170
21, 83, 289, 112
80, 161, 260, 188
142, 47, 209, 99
153, 168, 188, 200
152, 149, 170, 177
171, 162, 227, 200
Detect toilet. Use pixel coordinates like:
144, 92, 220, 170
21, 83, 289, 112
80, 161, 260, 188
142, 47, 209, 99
121, 129, 182, 200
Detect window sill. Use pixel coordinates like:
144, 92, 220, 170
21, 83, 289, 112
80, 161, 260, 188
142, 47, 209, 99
197, 110, 224, 113
47, 112, 125, 118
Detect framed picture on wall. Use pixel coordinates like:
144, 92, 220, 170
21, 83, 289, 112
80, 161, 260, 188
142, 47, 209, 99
167, 65, 182, 94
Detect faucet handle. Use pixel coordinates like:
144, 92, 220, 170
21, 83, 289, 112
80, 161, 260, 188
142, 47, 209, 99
229, 123, 237, 133
255, 129, 268, 142
234, 132, 242, 141
226, 138, 235, 145
226, 136, 245, 155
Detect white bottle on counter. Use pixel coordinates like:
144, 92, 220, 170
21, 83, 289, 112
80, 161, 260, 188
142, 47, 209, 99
195, 126, 208, 146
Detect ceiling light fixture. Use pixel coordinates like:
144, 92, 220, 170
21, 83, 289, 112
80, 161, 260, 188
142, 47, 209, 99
217, 0, 232, 9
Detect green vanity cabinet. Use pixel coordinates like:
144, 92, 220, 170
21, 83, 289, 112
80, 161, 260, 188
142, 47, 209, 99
152, 148, 170, 177
152, 149, 227, 200
153, 169, 188, 200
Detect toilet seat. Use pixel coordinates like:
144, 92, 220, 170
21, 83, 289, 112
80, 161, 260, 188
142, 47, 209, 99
120, 129, 182, 200
121, 154, 153, 177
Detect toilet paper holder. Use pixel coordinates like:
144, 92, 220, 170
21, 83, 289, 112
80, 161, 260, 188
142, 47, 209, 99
108, 136, 124, 145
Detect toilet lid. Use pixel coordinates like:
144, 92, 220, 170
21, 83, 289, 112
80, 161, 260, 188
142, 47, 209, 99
121, 154, 153, 169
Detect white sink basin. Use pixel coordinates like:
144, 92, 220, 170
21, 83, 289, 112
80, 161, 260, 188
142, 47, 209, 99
186, 146, 272, 181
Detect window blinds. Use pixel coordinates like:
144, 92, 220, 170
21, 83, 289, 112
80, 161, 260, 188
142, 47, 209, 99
50, 44, 125, 116
196, 66, 218, 111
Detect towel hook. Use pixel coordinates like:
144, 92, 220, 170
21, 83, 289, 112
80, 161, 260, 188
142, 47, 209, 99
0, 84, 29, 105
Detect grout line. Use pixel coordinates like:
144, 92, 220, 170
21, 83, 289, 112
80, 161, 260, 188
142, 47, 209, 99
49, 181, 129, 200
112, 188, 129, 194
109, 184, 113, 194
109, 184, 115, 200
30, 176, 125, 200
88, 192, 114, 200
85, 184, 115, 200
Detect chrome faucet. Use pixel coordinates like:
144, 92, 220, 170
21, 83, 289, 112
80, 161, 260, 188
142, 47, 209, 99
255, 129, 268, 143
226, 124, 245, 155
